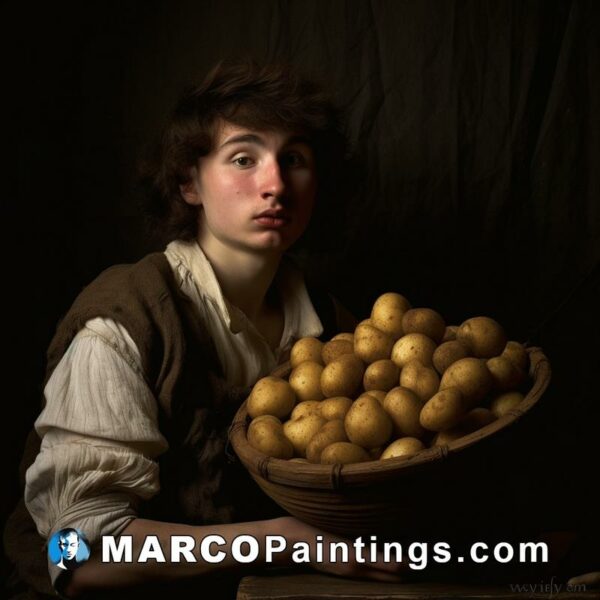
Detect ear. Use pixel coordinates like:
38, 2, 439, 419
179, 167, 202, 206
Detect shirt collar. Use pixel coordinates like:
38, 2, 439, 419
164, 240, 323, 344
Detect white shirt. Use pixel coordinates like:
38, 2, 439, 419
24, 240, 324, 584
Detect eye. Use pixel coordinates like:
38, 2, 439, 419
232, 155, 255, 168
281, 152, 306, 168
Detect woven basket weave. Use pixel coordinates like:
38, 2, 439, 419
230, 347, 550, 537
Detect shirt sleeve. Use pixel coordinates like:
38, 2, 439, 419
24, 317, 169, 587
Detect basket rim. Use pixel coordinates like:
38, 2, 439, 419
229, 347, 550, 490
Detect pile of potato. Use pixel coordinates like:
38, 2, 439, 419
245, 292, 530, 465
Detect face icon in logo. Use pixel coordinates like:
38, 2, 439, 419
59, 530, 79, 562
49, 528, 90, 570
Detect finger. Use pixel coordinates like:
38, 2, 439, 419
367, 549, 412, 572
568, 572, 600, 587
361, 568, 405, 583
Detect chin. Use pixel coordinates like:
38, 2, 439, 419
250, 232, 296, 252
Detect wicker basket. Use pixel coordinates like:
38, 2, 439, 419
230, 348, 550, 538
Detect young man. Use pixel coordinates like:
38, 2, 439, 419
4, 62, 402, 599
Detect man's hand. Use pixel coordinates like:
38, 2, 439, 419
280, 516, 406, 582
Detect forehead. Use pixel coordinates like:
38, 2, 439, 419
61, 533, 78, 543
213, 120, 309, 149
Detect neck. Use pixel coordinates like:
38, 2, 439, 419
197, 234, 282, 322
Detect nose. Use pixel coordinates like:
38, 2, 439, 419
260, 157, 286, 200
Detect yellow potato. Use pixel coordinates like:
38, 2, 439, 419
501, 341, 529, 373
380, 437, 425, 460
432, 340, 471, 375
290, 337, 324, 368
439, 357, 493, 406
457, 316, 507, 358
486, 356, 526, 392
460, 407, 496, 431
490, 391, 525, 418
383, 386, 426, 438
402, 308, 446, 344
354, 323, 394, 363
363, 389, 387, 405
321, 354, 365, 398
420, 387, 467, 432
345, 395, 393, 449
431, 407, 496, 446
247, 376, 296, 419
289, 361, 325, 403
283, 415, 327, 457
251, 415, 282, 426
320, 396, 353, 420
306, 419, 348, 463
291, 400, 322, 420
399, 360, 440, 402
247, 417, 294, 459
320, 442, 371, 465
370, 292, 411, 340
331, 332, 355, 343
322, 339, 354, 364
391, 333, 437, 368
363, 359, 400, 392
442, 325, 459, 342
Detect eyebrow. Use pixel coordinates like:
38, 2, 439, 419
218, 133, 312, 150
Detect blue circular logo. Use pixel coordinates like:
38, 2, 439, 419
48, 528, 90, 570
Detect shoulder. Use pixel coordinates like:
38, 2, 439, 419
75, 253, 175, 307
306, 286, 359, 339
46, 253, 185, 385
68, 252, 173, 320
328, 293, 360, 334
280, 254, 359, 340
63, 252, 185, 331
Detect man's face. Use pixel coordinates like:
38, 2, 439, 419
59, 532, 79, 560
182, 121, 318, 255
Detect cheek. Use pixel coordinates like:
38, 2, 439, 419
202, 174, 250, 220
296, 176, 318, 214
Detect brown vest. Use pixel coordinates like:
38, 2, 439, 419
5, 252, 351, 598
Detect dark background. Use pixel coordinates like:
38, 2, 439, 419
3, 0, 599, 582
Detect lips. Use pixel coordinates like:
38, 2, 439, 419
254, 208, 290, 228
255, 209, 288, 219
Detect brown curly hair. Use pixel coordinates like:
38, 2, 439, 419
138, 60, 353, 246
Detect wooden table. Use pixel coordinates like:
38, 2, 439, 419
237, 573, 600, 599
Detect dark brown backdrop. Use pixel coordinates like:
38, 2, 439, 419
3, 0, 599, 579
